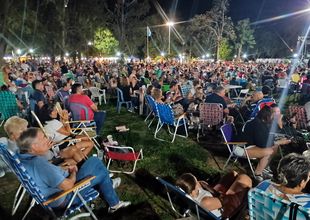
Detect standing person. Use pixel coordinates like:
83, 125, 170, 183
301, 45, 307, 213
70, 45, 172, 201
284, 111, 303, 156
17, 128, 131, 212
68, 83, 106, 135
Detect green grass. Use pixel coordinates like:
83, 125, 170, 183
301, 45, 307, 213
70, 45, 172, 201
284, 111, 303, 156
0, 103, 224, 219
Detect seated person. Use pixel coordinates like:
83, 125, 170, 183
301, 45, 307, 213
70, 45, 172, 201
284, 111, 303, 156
242, 106, 291, 181
0, 116, 29, 176
176, 171, 252, 218
42, 102, 94, 165
205, 86, 229, 114
257, 153, 310, 208
166, 81, 189, 111
0, 85, 23, 120
240, 91, 263, 120
17, 128, 131, 212
118, 76, 138, 110
68, 83, 106, 135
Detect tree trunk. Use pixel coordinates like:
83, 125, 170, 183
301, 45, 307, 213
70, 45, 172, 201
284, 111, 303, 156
216, 38, 221, 60
237, 45, 242, 59
0, 0, 9, 65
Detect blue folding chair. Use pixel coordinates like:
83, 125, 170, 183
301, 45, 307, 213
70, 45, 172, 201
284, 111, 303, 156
116, 88, 132, 113
154, 103, 188, 143
156, 177, 220, 220
0, 143, 99, 220
248, 187, 310, 220
144, 95, 159, 128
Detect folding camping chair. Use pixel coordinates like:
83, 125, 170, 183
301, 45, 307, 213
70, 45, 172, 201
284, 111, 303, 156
248, 187, 310, 220
67, 102, 101, 152
30, 110, 83, 157
116, 88, 132, 113
144, 95, 158, 128
220, 122, 256, 178
250, 98, 275, 119
289, 105, 308, 130
0, 143, 99, 220
156, 177, 220, 220
154, 103, 188, 143
197, 103, 224, 142
89, 87, 106, 105
103, 142, 143, 174
232, 89, 249, 106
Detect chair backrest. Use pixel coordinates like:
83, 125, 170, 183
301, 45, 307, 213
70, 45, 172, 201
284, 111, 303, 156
116, 88, 125, 102
248, 187, 310, 220
145, 95, 158, 116
156, 177, 219, 220
251, 98, 275, 118
220, 123, 234, 143
289, 105, 308, 129
199, 103, 223, 126
180, 84, 191, 98
0, 143, 46, 206
31, 111, 48, 137
89, 87, 100, 97
239, 89, 249, 97
156, 103, 175, 125
69, 102, 90, 121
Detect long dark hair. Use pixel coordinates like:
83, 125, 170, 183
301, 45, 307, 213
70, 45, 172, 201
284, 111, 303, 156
256, 105, 272, 124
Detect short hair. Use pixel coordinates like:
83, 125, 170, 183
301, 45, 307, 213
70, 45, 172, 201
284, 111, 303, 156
170, 81, 177, 89
4, 116, 28, 138
151, 88, 162, 100
256, 105, 272, 123
32, 79, 42, 89
262, 86, 270, 95
175, 173, 197, 195
71, 83, 82, 94
277, 153, 310, 188
17, 128, 40, 154
214, 86, 225, 94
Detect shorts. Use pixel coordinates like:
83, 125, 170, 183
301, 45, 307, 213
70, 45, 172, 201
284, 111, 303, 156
233, 145, 254, 157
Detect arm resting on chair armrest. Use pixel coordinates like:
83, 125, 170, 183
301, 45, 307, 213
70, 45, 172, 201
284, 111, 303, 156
43, 176, 96, 206
176, 113, 187, 119
66, 120, 95, 124
224, 142, 247, 145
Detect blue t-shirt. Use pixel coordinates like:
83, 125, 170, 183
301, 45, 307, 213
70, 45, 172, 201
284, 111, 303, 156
18, 153, 69, 207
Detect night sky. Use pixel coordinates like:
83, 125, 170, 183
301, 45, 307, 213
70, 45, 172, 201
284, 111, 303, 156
158, 0, 310, 37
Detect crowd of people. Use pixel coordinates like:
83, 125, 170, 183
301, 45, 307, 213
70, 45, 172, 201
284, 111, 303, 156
0, 57, 310, 218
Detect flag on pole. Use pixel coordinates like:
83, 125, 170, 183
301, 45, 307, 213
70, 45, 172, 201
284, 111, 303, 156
147, 26, 152, 37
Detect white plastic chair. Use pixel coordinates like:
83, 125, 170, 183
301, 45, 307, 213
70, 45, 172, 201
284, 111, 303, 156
89, 87, 106, 105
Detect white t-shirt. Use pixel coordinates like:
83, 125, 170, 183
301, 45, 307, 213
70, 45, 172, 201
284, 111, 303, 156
193, 187, 222, 218
44, 119, 68, 143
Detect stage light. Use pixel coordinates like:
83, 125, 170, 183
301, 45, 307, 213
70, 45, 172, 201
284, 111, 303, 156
16, 49, 22, 55
65, 52, 69, 57
293, 53, 298, 58
160, 52, 165, 56
29, 48, 34, 53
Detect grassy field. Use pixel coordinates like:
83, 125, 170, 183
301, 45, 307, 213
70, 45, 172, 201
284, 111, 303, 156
0, 103, 229, 220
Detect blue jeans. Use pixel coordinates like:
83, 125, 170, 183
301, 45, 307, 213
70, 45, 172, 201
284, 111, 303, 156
94, 111, 106, 135
64, 157, 119, 207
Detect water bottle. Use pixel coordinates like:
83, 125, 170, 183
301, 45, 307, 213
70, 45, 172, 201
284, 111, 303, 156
98, 150, 104, 160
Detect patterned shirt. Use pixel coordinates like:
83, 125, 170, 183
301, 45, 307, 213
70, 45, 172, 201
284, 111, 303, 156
0, 91, 19, 120
257, 180, 310, 208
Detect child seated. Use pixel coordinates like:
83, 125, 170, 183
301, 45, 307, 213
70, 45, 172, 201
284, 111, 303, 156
176, 171, 252, 218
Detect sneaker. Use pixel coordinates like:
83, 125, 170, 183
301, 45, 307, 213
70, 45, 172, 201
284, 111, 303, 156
112, 177, 121, 189
254, 174, 264, 182
0, 168, 5, 178
108, 201, 131, 213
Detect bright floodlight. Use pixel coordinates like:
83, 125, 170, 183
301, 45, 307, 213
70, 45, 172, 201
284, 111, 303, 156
116, 52, 121, 56
65, 52, 69, 57
29, 48, 34, 53
242, 54, 247, 58
293, 53, 298, 58
202, 55, 205, 59
206, 53, 210, 58
234, 55, 237, 58
16, 49, 22, 55
87, 41, 92, 46
160, 52, 165, 56
166, 21, 174, 26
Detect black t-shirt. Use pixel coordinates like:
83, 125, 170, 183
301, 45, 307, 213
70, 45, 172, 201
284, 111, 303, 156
243, 118, 274, 148
119, 85, 131, 102
205, 93, 227, 109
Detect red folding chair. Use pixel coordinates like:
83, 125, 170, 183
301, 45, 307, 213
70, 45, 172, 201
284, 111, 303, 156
102, 143, 143, 174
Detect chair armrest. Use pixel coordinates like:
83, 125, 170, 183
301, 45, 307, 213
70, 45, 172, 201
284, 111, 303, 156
66, 120, 95, 124
43, 176, 96, 206
224, 142, 248, 145
54, 138, 81, 145
176, 113, 187, 119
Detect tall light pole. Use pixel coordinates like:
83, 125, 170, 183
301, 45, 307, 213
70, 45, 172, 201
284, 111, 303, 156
166, 21, 174, 55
